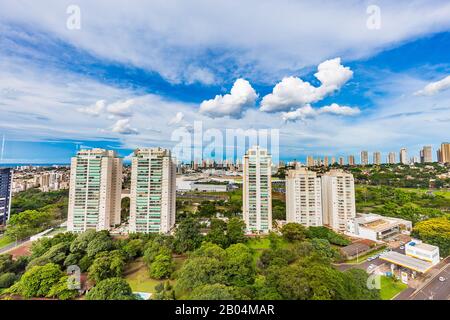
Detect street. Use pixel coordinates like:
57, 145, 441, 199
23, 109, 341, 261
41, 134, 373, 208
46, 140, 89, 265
409, 264, 450, 300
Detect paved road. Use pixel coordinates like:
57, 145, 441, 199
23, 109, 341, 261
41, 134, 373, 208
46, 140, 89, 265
409, 264, 450, 300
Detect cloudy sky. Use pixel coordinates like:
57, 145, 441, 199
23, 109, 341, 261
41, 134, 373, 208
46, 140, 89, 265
1, 0, 450, 163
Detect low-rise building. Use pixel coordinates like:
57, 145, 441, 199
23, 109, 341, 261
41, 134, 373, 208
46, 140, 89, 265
405, 239, 440, 265
348, 213, 412, 242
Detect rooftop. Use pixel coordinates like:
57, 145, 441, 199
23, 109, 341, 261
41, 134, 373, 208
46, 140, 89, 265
380, 251, 433, 273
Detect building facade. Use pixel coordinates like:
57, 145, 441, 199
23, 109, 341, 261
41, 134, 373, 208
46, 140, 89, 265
347, 155, 355, 166
286, 168, 322, 227
0, 168, 13, 226
440, 142, 450, 163
420, 146, 433, 163
67, 149, 122, 232
243, 146, 272, 233
360, 151, 369, 165
388, 152, 396, 164
399, 148, 408, 164
321, 169, 356, 233
373, 151, 381, 165
129, 148, 176, 234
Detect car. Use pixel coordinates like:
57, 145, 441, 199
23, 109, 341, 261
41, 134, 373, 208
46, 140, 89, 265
439, 277, 446, 282
400, 246, 405, 250
367, 257, 373, 262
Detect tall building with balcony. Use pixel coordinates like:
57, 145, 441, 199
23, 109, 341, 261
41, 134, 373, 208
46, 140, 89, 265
129, 148, 176, 234
440, 142, 450, 163
306, 156, 314, 167
373, 151, 381, 165
399, 148, 408, 164
286, 168, 322, 227
321, 169, 356, 233
360, 151, 369, 165
243, 146, 272, 233
0, 168, 13, 226
67, 149, 122, 232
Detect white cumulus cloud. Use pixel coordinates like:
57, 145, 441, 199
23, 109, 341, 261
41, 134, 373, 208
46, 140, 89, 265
414, 75, 450, 96
111, 118, 139, 135
318, 103, 360, 116
107, 99, 135, 117
199, 78, 257, 118
282, 105, 317, 122
260, 58, 353, 112
77, 100, 106, 116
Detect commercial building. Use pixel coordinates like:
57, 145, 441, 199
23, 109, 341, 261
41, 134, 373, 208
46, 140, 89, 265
129, 148, 176, 234
321, 169, 356, 233
440, 142, 450, 163
243, 146, 272, 233
67, 149, 122, 232
360, 151, 369, 165
420, 146, 433, 163
399, 148, 408, 164
373, 151, 381, 165
0, 168, 13, 226
285, 168, 322, 227
380, 239, 440, 274
347, 213, 412, 242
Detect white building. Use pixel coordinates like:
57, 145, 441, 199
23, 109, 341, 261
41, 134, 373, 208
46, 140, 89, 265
321, 169, 356, 233
243, 146, 272, 233
348, 213, 412, 241
285, 168, 322, 227
67, 149, 122, 232
129, 148, 176, 234
405, 239, 440, 265
400, 148, 408, 164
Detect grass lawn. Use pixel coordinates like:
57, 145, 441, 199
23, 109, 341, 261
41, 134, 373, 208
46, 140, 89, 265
124, 257, 184, 294
434, 190, 450, 199
380, 276, 408, 300
0, 236, 13, 249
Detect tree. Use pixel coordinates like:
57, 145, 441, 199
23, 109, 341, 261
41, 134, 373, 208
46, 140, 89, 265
227, 218, 247, 245
189, 284, 235, 300
86, 231, 114, 258
46, 276, 79, 300
85, 278, 136, 300
205, 219, 229, 248
307, 226, 351, 246
121, 197, 130, 223
149, 253, 174, 279
0, 273, 17, 288
5, 210, 53, 240
120, 239, 144, 261
412, 216, 450, 257
8, 263, 63, 298
88, 251, 125, 282
174, 217, 203, 253
281, 223, 307, 242
27, 242, 70, 269
69, 229, 98, 254
224, 243, 255, 286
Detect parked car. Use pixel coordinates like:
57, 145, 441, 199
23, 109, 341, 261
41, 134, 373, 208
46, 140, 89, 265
400, 246, 405, 250
439, 277, 446, 282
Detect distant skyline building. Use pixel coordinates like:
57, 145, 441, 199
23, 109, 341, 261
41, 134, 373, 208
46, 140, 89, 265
339, 157, 344, 166
348, 155, 355, 166
286, 168, 322, 227
388, 152, 396, 164
323, 156, 329, 167
441, 142, 450, 163
420, 146, 433, 163
0, 168, 13, 226
360, 151, 369, 165
399, 148, 408, 164
129, 148, 176, 234
321, 169, 356, 233
67, 149, 122, 232
373, 152, 381, 165
243, 146, 272, 233
306, 156, 314, 167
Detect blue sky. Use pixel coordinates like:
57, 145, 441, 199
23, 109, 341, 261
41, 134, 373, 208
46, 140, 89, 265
1, 0, 450, 163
